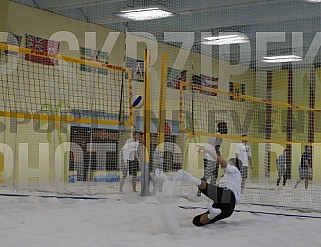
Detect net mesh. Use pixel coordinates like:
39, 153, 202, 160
2, 0, 321, 212
0, 42, 131, 194
180, 81, 320, 212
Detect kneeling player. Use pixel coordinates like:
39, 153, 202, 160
176, 145, 241, 226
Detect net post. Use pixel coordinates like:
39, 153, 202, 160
141, 48, 151, 196
158, 53, 168, 147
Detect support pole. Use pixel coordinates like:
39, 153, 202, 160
141, 49, 151, 196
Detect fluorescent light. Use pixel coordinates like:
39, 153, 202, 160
203, 35, 241, 41
116, 7, 174, 21
304, 0, 321, 3
202, 34, 250, 45
261, 55, 302, 63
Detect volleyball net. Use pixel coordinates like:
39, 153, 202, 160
1, 41, 321, 212
179, 77, 321, 212
0, 42, 132, 193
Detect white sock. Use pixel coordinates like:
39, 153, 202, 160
206, 203, 221, 220
175, 170, 201, 186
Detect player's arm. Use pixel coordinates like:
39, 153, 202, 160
197, 145, 227, 168
215, 145, 221, 156
216, 155, 228, 169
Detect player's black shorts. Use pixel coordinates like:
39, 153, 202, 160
299, 166, 312, 180
128, 160, 139, 175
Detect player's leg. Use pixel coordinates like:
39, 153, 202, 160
196, 160, 216, 196
282, 168, 287, 186
192, 209, 231, 227
196, 159, 207, 196
192, 212, 209, 227
131, 174, 137, 192
276, 166, 281, 186
198, 181, 219, 201
295, 167, 305, 189
129, 160, 139, 192
304, 178, 308, 189
240, 166, 248, 192
294, 178, 302, 188
162, 169, 222, 198
205, 202, 222, 220
306, 167, 313, 189
192, 201, 221, 226
153, 167, 164, 193
119, 172, 127, 192
174, 169, 223, 200
276, 176, 281, 186
192, 190, 236, 226
204, 159, 214, 181
119, 163, 128, 193
197, 159, 211, 196
282, 175, 287, 186
199, 183, 234, 206
174, 169, 202, 186
211, 161, 219, 185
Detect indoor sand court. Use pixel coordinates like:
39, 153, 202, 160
0, 0, 321, 246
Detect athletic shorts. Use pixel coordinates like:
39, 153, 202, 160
240, 165, 248, 179
128, 160, 139, 175
299, 166, 312, 179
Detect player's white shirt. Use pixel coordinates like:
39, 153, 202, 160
205, 135, 223, 161
219, 164, 242, 204
122, 138, 140, 162
235, 143, 251, 167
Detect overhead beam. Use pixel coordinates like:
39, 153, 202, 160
38, 0, 126, 11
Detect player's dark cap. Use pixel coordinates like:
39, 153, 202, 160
217, 122, 228, 134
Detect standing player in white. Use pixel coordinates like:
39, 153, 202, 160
119, 130, 143, 193
197, 122, 228, 196
171, 145, 241, 226
235, 134, 252, 191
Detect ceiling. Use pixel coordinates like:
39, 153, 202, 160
11, 0, 321, 67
